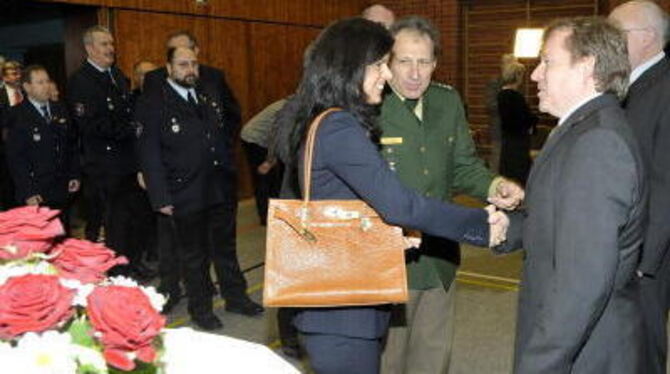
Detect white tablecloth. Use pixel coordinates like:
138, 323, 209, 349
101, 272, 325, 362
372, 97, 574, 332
162, 328, 299, 373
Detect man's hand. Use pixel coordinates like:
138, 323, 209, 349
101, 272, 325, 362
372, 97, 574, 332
68, 179, 81, 193
488, 178, 524, 210
159, 205, 174, 216
26, 195, 43, 206
486, 205, 509, 247
257, 160, 276, 175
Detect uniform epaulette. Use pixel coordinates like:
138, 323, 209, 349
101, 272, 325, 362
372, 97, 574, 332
431, 82, 453, 90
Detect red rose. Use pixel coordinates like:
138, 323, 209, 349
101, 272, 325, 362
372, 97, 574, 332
0, 206, 64, 260
50, 239, 128, 284
87, 285, 166, 371
0, 274, 74, 339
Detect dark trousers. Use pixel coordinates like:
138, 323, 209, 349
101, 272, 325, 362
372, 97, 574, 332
82, 174, 104, 241
156, 203, 249, 302
242, 141, 282, 225
0, 150, 17, 211
208, 202, 248, 300
639, 257, 670, 374
170, 209, 213, 317
302, 333, 382, 374
95, 173, 140, 269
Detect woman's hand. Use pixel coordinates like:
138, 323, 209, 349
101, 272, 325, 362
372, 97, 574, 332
486, 205, 509, 247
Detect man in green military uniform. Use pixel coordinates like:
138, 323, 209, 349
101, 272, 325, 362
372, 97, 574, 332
379, 16, 524, 374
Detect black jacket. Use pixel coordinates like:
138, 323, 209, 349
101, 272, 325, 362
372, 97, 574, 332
135, 79, 236, 215
66, 61, 137, 176
623, 57, 670, 276
5, 100, 79, 204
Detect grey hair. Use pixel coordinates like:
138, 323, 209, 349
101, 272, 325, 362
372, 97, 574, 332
82, 25, 111, 45
389, 16, 441, 58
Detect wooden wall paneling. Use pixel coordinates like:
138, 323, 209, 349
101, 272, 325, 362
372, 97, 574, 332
42, 0, 368, 27
463, 0, 598, 150
246, 23, 319, 115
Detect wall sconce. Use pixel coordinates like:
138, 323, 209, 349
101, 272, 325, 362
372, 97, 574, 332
514, 28, 543, 58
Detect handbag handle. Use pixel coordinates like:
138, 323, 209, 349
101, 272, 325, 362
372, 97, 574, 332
302, 108, 342, 204
298, 108, 342, 240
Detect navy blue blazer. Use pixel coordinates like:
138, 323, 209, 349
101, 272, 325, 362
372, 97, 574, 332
292, 110, 489, 339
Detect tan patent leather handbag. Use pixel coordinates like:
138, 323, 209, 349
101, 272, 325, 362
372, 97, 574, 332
263, 109, 408, 307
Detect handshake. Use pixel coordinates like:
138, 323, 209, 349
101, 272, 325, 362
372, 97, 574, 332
486, 178, 524, 247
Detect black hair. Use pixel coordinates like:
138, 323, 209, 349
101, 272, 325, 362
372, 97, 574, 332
166, 30, 198, 48
274, 17, 393, 168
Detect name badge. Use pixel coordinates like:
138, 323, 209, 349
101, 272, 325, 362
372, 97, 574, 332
381, 137, 403, 145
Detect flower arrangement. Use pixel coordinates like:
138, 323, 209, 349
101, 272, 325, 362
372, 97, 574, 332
0, 206, 167, 374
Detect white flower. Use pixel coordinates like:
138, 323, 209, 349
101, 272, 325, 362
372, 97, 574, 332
14, 331, 78, 374
59, 278, 95, 307
72, 345, 108, 373
106, 275, 138, 287
141, 284, 167, 311
0, 260, 57, 285
106, 276, 166, 311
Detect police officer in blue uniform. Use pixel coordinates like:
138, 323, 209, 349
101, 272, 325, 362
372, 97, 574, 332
67, 25, 146, 277
5, 65, 79, 230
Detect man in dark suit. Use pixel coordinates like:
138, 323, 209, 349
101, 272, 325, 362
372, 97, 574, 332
67, 25, 147, 279
5, 65, 79, 230
137, 46, 259, 330
495, 17, 647, 373
0, 60, 23, 211
142, 31, 261, 316
609, 2, 670, 373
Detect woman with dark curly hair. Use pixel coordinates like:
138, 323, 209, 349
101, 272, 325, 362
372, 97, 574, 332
274, 17, 506, 373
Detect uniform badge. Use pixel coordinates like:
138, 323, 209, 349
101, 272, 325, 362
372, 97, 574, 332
171, 124, 180, 133
135, 122, 144, 138
33, 133, 41, 142
74, 103, 86, 117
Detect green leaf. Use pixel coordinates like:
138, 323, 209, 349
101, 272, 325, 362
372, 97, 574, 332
68, 317, 97, 347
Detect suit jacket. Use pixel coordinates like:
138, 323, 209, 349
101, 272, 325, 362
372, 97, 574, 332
144, 64, 241, 130
623, 57, 670, 276
67, 61, 137, 176
293, 110, 489, 339
136, 79, 235, 215
497, 94, 647, 373
5, 100, 79, 204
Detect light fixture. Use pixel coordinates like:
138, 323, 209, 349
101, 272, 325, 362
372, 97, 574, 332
513, 28, 543, 58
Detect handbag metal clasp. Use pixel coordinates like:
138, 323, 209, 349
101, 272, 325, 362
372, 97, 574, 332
323, 206, 361, 220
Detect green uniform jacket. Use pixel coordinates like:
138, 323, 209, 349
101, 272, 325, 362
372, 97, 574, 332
379, 83, 494, 289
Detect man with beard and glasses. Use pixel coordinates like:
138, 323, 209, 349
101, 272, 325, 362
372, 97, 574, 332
136, 46, 245, 330
67, 26, 151, 280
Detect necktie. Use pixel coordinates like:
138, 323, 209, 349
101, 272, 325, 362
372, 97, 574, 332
405, 98, 418, 111
187, 91, 203, 119
40, 105, 51, 122
106, 69, 117, 87
13, 90, 23, 106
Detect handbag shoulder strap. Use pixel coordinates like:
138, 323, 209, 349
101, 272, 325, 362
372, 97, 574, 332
302, 108, 342, 203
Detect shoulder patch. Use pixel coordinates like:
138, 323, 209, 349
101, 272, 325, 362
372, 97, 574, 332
432, 82, 453, 90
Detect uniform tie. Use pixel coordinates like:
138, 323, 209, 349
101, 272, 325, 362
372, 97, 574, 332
187, 91, 203, 119
13, 90, 23, 106
40, 105, 51, 122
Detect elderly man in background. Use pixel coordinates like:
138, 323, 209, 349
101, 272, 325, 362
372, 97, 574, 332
609, 2, 670, 373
